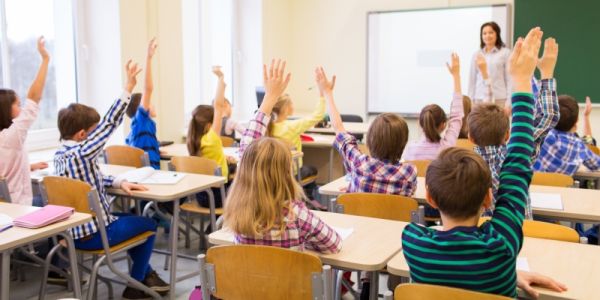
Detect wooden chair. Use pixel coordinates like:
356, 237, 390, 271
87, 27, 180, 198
532, 172, 574, 187
197, 245, 333, 300
103, 145, 149, 168
455, 138, 475, 150
335, 193, 419, 223
220, 136, 236, 147
478, 218, 580, 243
587, 144, 600, 155
0, 176, 10, 202
406, 160, 431, 177
40, 176, 158, 300
383, 283, 511, 300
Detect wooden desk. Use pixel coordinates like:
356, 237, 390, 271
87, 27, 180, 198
0, 203, 92, 300
387, 237, 600, 300
306, 122, 370, 135
208, 210, 407, 300
320, 176, 600, 223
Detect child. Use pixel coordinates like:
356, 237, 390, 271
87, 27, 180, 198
223, 59, 341, 253
316, 67, 417, 196
534, 94, 600, 175
401, 27, 543, 297
0, 37, 49, 206
468, 37, 560, 218
126, 38, 160, 170
581, 96, 597, 146
402, 53, 464, 161
54, 61, 169, 300
220, 98, 245, 139
458, 95, 472, 139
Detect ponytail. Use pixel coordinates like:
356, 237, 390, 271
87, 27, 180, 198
419, 104, 446, 143
187, 105, 214, 156
267, 95, 292, 137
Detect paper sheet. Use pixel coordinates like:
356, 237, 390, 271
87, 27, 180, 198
332, 226, 354, 240
223, 147, 240, 159
517, 257, 530, 271
0, 213, 13, 232
530, 193, 563, 210
120, 167, 185, 185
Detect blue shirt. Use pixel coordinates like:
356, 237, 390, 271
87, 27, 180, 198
126, 106, 160, 169
534, 129, 600, 175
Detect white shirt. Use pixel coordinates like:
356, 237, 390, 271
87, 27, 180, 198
468, 47, 511, 101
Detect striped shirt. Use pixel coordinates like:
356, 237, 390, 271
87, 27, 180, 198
534, 129, 600, 176
402, 92, 535, 297
54, 92, 130, 239
126, 106, 160, 169
334, 132, 417, 196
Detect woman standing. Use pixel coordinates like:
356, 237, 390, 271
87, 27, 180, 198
468, 21, 511, 107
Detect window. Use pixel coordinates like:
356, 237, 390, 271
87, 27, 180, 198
0, 0, 77, 149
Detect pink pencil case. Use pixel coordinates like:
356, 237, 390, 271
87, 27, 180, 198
14, 205, 74, 229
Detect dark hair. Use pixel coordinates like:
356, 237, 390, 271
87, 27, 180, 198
187, 105, 214, 156
126, 93, 142, 118
0, 89, 17, 131
267, 95, 292, 137
458, 95, 472, 139
57, 103, 101, 140
419, 104, 446, 143
556, 95, 579, 132
426, 147, 491, 220
467, 103, 509, 146
480, 22, 505, 49
367, 113, 409, 162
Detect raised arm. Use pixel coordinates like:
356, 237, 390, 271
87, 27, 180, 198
533, 38, 559, 155
27, 37, 50, 103
583, 96, 593, 138
440, 53, 464, 147
315, 67, 344, 133
141, 38, 157, 111
211, 66, 227, 135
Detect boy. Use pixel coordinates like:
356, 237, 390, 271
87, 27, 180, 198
126, 38, 160, 169
534, 95, 600, 175
54, 60, 169, 299
402, 27, 540, 297
468, 37, 560, 218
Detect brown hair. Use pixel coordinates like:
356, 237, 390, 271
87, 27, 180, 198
367, 113, 409, 162
467, 103, 509, 146
419, 104, 446, 143
126, 93, 142, 118
187, 105, 214, 156
0, 89, 17, 131
57, 103, 101, 140
458, 95, 472, 139
480, 21, 505, 49
426, 147, 491, 220
556, 95, 579, 132
267, 95, 292, 137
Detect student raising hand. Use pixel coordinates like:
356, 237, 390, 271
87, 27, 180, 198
537, 37, 558, 79
509, 27, 543, 93
124, 60, 143, 94
315, 67, 345, 133
260, 59, 291, 115
27, 36, 50, 103
446, 52, 462, 93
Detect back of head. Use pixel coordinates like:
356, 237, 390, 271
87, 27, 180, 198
556, 95, 579, 132
267, 95, 292, 137
224, 137, 305, 236
367, 113, 409, 162
58, 103, 101, 140
426, 147, 491, 220
467, 103, 509, 146
126, 93, 142, 118
0, 89, 17, 131
186, 104, 214, 156
419, 104, 446, 143
459, 96, 472, 138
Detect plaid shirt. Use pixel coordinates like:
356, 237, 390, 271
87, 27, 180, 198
234, 200, 342, 254
334, 132, 417, 196
237, 111, 342, 254
534, 129, 600, 176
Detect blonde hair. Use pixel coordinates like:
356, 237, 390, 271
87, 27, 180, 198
223, 137, 305, 236
267, 95, 292, 136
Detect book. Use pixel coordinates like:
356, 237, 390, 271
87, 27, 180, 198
530, 193, 563, 210
13, 205, 74, 229
0, 213, 13, 232
119, 167, 186, 185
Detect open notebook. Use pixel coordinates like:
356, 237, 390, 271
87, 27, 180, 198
13, 205, 74, 229
0, 213, 13, 232
118, 167, 186, 185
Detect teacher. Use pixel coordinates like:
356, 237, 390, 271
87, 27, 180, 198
468, 21, 511, 107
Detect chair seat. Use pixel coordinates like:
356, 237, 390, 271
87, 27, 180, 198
181, 202, 224, 215
300, 175, 317, 186
71, 231, 156, 255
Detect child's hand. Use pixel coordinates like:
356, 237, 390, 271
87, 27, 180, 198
147, 38, 158, 59
509, 27, 543, 92
475, 53, 486, 75
212, 66, 225, 80
263, 59, 291, 99
37, 36, 50, 61
537, 37, 558, 79
517, 271, 567, 299
120, 181, 148, 195
585, 96, 593, 117
124, 60, 143, 93
315, 67, 336, 96
446, 53, 460, 77
30, 162, 48, 171
226, 156, 237, 164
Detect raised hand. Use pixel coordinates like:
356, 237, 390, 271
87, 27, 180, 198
259, 59, 291, 114
537, 37, 558, 79
212, 66, 225, 80
475, 53, 487, 76
315, 67, 336, 96
585, 96, 592, 117
446, 52, 460, 77
147, 38, 158, 59
27, 36, 50, 102
125, 60, 143, 93
509, 27, 543, 92
37, 36, 50, 61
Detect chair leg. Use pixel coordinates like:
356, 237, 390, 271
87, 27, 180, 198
38, 243, 62, 300
86, 255, 107, 300
334, 269, 343, 300
185, 211, 191, 249
163, 238, 170, 271
104, 255, 161, 299
199, 216, 207, 250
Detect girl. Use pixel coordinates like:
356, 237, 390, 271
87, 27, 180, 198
224, 60, 341, 254
0, 37, 49, 206
403, 53, 464, 161
458, 95, 472, 139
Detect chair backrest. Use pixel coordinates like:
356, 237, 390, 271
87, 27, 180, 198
42, 176, 95, 215
170, 156, 219, 176
220, 136, 235, 147
455, 138, 475, 150
0, 176, 11, 203
392, 283, 511, 300
340, 114, 363, 123
200, 245, 329, 300
406, 160, 431, 177
587, 144, 600, 155
336, 193, 418, 222
531, 172, 574, 187
104, 145, 148, 168
478, 217, 579, 243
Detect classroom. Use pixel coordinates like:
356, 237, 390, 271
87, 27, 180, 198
1, 0, 600, 299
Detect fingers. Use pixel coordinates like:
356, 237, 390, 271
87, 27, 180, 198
274, 59, 281, 78
445, 62, 451, 73
263, 64, 268, 83
509, 38, 523, 67
269, 59, 275, 79
279, 61, 286, 78
523, 284, 540, 299
125, 59, 132, 72
532, 274, 568, 292
331, 75, 337, 90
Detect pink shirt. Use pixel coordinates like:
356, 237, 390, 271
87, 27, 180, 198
402, 93, 464, 161
0, 99, 39, 205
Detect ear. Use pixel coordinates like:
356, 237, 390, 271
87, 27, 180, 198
504, 130, 509, 142
468, 133, 476, 144
74, 129, 87, 141
438, 122, 447, 132
482, 188, 493, 210
425, 186, 439, 209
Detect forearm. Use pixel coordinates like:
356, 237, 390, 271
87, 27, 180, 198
452, 74, 461, 94
324, 92, 345, 133
141, 57, 153, 110
211, 79, 226, 133
584, 116, 593, 137
239, 112, 270, 154
27, 58, 50, 102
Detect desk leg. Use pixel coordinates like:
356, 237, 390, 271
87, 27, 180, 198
1, 250, 10, 300
328, 148, 334, 182
207, 189, 217, 232
58, 232, 82, 299
369, 271, 379, 300
169, 202, 180, 300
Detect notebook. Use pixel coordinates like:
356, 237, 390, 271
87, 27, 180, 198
119, 167, 186, 185
13, 205, 74, 229
530, 193, 563, 210
0, 213, 13, 232
332, 226, 354, 240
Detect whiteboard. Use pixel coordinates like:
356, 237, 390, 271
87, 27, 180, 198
367, 5, 511, 115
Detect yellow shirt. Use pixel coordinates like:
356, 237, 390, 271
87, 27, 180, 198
271, 98, 325, 166
199, 128, 228, 181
